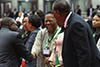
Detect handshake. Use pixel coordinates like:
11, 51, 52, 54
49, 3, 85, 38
31, 53, 37, 62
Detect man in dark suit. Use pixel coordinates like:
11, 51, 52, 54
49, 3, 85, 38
0, 17, 34, 67
52, 0, 100, 67
74, 5, 81, 16
13, 8, 19, 20
87, 4, 95, 18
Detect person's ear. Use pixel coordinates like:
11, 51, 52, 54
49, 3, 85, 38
56, 10, 60, 17
29, 23, 32, 27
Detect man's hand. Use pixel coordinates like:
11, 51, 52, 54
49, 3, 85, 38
32, 53, 36, 62
44, 56, 50, 64
49, 61, 54, 67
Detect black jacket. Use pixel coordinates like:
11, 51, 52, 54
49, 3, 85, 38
74, 9, 81, 16
0, 28, 33, 67
87, 8, 95, 17
62, 13, 100, 67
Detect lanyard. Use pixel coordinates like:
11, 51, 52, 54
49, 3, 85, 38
34, 28, 38, 31
93, 33, 96, 38
93, 33, 95, 37
22, 33, 24, 38
46, 27, 62, 48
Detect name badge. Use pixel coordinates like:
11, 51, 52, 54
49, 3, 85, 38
43, 49, 50, 55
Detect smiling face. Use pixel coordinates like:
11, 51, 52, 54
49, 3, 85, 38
92, 15, 100, 28
45, 14, 57, 34
23, 17, 28, 31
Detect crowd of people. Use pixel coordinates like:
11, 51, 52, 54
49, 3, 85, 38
74, 4, 100, 18
0, 0, 100, 67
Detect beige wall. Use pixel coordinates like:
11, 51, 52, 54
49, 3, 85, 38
1, 0, 18, 12
78, 0, 85, 12
38, 0, 44, 11
12, 0, 18, 12
92, 0, 100, 9
1, 0, 44, 12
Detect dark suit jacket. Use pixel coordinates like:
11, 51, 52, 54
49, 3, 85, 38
62, 13, 100, 67
0, 28, 33, 67
74, 9, 81, 16
87, 8, 94, 17
18, 28, 31, 44
12, 11, 19, 19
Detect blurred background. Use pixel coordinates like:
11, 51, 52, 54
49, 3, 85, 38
0, 0, 100, 18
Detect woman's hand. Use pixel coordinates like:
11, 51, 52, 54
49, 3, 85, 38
44, 57, 49, 64
49, 61, 55, 67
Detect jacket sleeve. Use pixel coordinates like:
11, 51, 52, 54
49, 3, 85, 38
31, 30, 43, 56
70, 22, 91, 67
13, 33, 33, 63
25, 32, 37, 51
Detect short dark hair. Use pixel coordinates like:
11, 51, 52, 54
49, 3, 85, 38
35, 10, 45, 26
53, 0, 70, 12
28, 15, 41, 28
77, 5, 80, 7
36, 10, 44, 19
45, 11, 56, 21
92, 10, 100, 18
97, 5, 99, 8
46, 11, 53, 15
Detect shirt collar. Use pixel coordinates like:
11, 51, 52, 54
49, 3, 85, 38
64, 12, 72, 28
